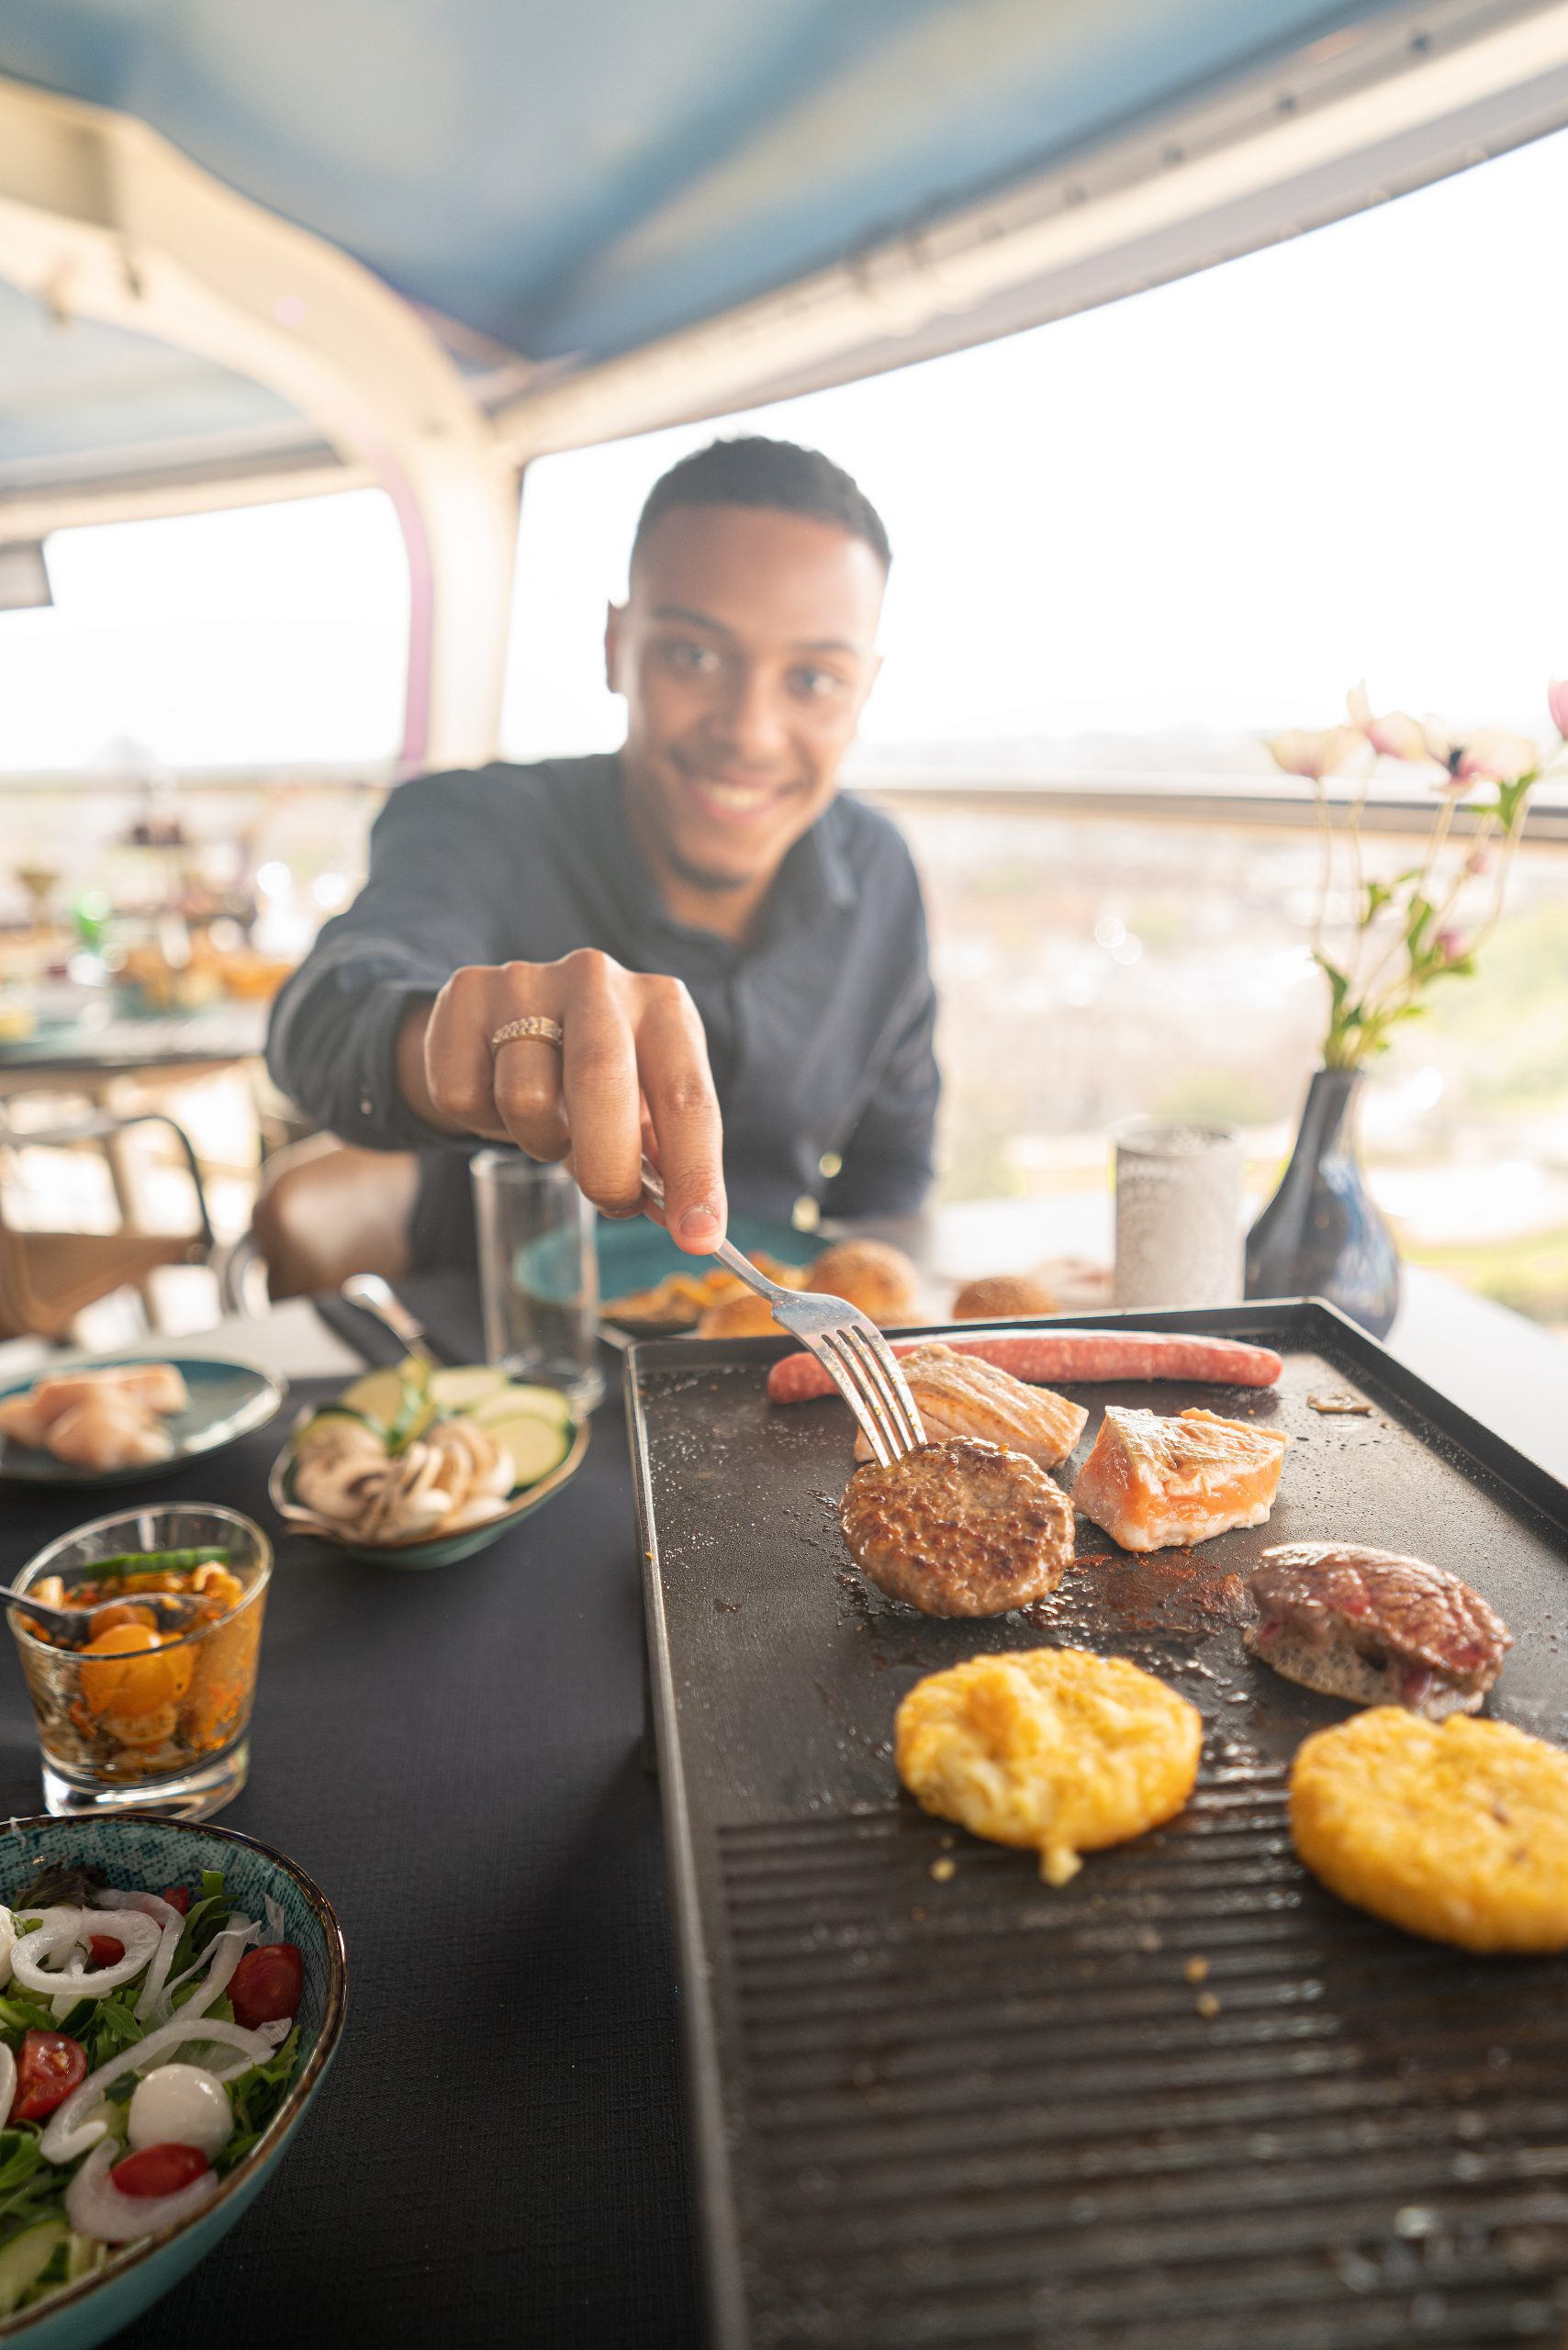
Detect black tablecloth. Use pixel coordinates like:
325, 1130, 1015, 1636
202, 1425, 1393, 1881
0, 1280, 697, 2349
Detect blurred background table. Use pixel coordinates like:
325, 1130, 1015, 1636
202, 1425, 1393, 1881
0, 1000, 270, 1096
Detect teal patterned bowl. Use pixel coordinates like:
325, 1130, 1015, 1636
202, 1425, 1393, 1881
0, 1814, 347, 2347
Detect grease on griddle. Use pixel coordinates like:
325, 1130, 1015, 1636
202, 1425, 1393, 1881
1307, 1390, 1375, 1416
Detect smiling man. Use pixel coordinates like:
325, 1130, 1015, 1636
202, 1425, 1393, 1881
267, 436, 939, 1268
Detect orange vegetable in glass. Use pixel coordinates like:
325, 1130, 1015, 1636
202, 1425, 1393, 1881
78, 1625, 194, 1718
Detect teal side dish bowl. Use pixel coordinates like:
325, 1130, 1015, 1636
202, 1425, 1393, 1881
0, 1814, 347, 2348
268, 1412, 590, 1568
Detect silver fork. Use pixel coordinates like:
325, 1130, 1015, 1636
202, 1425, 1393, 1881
638, 1161, 925, 1467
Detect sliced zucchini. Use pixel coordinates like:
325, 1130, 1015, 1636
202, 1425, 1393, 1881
471, 1382, 573, 1431
429, 1364, 511, 1413
294, 1406, 384, 1453
0, 2222, 65, 2317
340, 1365, 411, 1432
485, 1407, 573, 1489
342, 1359, 432, 1450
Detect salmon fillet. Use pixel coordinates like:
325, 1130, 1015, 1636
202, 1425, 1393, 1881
852, 1342, 1087, 1470
1073, 1405, 1289, 1551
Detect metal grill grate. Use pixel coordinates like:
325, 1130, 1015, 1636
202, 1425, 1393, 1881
720, 1777, 1568, 2349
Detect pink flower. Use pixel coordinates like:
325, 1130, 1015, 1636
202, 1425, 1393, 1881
1548, 678, 1568, 739
1454, 727, 1540, 784
1346, 683, 1431, 762
1436, 928, 1469, 964
1269, 725, 1361, 780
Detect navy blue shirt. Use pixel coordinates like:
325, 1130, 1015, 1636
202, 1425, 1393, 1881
266, 755, 939, 1270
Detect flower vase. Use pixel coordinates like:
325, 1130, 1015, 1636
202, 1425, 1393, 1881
1244, 1067, 1400, 1337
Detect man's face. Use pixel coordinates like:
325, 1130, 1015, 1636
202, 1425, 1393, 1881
605, 503, 885, 896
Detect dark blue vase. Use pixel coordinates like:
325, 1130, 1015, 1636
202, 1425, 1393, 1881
1244, 1067, 1400, 1337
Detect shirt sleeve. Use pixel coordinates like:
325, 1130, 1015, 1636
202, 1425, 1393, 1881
823, 954, 941, 1219
265, 772, 511, 1151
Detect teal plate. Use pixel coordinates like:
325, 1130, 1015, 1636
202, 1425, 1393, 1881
0, 1358, 286, 1487
597, 1213, 812, 1331
0, 1812, 346, 2349
267, 1411, 590, 1568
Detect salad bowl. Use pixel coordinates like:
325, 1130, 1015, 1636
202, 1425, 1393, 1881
0, 1813, 347, 2347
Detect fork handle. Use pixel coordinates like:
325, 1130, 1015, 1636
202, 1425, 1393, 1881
638, 1158, 796, 1302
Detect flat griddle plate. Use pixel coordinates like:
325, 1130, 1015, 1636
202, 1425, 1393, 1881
627, 1303, 1568, 2349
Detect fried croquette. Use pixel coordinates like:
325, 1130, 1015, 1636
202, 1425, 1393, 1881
696, 1292, 785, 1338
952, 1274, 1059, 1320
1290, 1707, 1568, 1952
805, 1238, 920, 1326
895, 1647, 1203, 1885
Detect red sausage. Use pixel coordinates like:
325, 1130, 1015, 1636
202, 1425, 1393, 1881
765, 1329, 1282, 1404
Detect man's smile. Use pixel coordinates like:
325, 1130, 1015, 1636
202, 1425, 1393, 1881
672, 758, 801, 829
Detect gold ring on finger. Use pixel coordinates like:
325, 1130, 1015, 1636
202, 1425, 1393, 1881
490, 1016, 565, 1053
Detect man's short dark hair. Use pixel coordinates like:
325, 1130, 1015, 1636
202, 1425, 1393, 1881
631, 435, 891, 573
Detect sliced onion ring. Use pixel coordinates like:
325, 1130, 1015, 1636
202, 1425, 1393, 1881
40, 2016, 282, 2165
154, 1915, 256, 2020
65, 2138, 218, 2244
11, 1907, 162, 2000
0, 2042, 13, 2127
0, 1905, 13, 1990
98, 1888, 186, 2024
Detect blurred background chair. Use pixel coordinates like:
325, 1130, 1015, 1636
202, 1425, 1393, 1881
0, 1104, 215, 1340
225, 1134, 418, 1308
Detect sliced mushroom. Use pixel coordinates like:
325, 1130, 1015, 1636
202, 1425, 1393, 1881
294, 1422, 390, 1526
361, 1442, 454, 1543
425, 1419, 513, 1527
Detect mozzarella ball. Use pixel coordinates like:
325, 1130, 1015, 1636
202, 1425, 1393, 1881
127, 2064, 232, 2159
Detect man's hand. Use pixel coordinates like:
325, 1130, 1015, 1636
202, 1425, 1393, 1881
396, 952, 725, 1251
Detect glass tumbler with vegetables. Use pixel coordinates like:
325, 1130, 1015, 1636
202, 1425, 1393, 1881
0, 1855, 305, 2321
8, 1507, 272, 1819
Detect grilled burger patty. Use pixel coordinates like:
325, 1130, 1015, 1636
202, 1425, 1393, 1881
840, 1437, 1075, 1617
1245, 1541, 1512, 1718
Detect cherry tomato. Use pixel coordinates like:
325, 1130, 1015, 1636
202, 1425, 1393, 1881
161, 1886, 190, 1916
110, 2143, 209, 2198
77, 1625, 193, 1719
229, 1943, 302, 2029
10, 2031, 86, 2121
86, 1602, 156, 1642
87, 1935, 125, 1969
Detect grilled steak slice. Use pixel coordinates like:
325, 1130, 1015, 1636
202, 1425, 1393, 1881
1245, 1541, 1512, 1718
840, 1437, 1075, 1617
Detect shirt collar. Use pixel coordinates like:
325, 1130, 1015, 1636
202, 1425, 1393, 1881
601, 756, 859, 946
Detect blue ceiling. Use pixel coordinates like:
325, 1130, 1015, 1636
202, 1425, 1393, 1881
0, 0, 1402, 487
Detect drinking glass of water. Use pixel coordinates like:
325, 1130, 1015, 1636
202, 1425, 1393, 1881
471, 1152, 604, 1414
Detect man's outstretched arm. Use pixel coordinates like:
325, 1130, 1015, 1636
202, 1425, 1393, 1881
267, 776, 726, 1249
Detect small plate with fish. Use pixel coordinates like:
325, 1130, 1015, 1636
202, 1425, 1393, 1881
0, 1357, 285, 1487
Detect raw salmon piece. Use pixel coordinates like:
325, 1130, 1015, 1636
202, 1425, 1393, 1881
1073, 1405, 1288, 1551
0, 1394, 51, 1449
852, 1341, 1087, 1470
114, 1362, 188, 1414
47, 1395, 173, 1471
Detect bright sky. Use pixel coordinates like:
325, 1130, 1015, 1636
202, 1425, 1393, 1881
4, 119, 1567, 773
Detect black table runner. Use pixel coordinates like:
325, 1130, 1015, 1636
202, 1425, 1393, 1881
0, 1293, 697, 2349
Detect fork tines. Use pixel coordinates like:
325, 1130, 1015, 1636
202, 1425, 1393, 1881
787, 1307, 924, 1468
